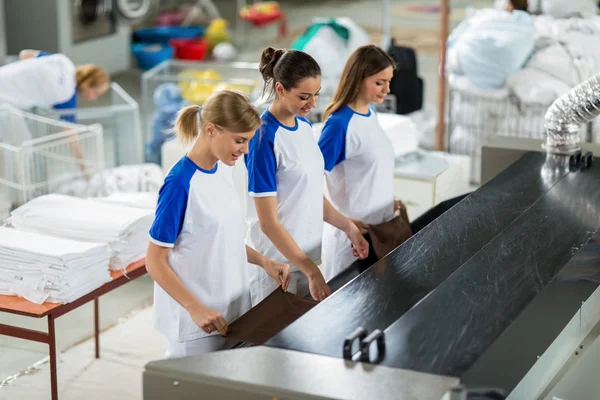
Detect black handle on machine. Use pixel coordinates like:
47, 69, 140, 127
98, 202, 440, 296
569, 150, 582, 169
570, 150, 594, 171
343, 327, 367, 360
581, 152, 594, 170
360, 329, 386, 363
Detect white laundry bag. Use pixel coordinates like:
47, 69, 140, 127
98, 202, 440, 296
291, 17, 370, 94
0, 53, 77, 110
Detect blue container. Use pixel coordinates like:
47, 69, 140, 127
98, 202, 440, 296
132, 43, 174, 70
133, 26, 205, 44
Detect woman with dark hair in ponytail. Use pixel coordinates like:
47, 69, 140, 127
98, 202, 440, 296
318, 44, 399, 280
146, 90, 290, 358
245, 47, 369, 305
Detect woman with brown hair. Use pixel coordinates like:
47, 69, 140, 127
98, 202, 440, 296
146, 89, 290, 358
244, 47, 369, 305
318, 44, 401, 280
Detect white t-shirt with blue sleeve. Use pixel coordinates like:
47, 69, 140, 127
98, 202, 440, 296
149, 156, 251, 342
319, 105, 395, 225
317, 105, 395, 279
245, 109, 325, 269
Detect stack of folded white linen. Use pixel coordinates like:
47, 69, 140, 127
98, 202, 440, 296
90, 191, 158, 210
8, 194, 154, 271
0, 226, 111, 304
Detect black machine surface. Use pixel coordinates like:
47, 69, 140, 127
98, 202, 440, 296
144, 148, 600, 399
264, 150, 600, 394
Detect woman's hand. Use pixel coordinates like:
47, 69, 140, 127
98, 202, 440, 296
351, 219, 369, 235
394, 199, 406, 213
263, 259, 291, 291
308, 270, 332, 301
345, 220, 369, 259
188, 304, 228, 336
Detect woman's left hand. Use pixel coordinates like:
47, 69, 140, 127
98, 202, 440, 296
345, 220, 369, 259
263, 259, 291, 291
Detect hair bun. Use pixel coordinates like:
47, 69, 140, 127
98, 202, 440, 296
259, 47, 286, 81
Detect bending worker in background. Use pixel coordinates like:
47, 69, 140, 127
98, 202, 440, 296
16, 49, 110, 123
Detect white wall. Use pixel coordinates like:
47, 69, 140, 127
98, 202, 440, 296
56, 0, 131, 74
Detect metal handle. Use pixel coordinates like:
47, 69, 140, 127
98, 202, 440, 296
581, 152, 594, 170
569, 150, 582, 169
360, 329, 386, 363
343, 327, 367, 360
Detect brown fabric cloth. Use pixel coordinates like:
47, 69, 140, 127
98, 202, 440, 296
366, 208, 413, 259
227, 288, 318, 345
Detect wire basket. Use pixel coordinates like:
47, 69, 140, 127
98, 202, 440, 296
0, 106, 104, 218
447, 87, 562, 184
141, 59, 263, 145
35, 82, 143, 168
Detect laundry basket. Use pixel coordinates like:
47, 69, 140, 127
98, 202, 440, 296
0, 105, 104, 218
35, 82, 143, 168
447, 86, 560, 184
141, 60, 262, 145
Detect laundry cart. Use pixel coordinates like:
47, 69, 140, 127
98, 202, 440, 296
447, 84, 574, 184
0, 106, 104, 218
141, 60, 262, 142
36, 83, 143, 168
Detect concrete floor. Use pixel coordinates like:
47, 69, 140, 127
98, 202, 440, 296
0, 0, 490, 385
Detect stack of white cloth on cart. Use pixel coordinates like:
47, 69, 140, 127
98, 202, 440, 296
8, 194, 154, 271
0, 226, 111, 304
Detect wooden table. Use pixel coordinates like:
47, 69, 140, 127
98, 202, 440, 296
0, 259, 147, 400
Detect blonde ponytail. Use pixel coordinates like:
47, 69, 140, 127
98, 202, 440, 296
174, 105, 201, 144
174, 90, 261, 143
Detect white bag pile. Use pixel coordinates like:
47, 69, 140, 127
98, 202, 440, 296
0, 227, 111, 304
8, 194, 155, 271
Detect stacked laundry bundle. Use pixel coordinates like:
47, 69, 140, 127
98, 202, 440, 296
91, 191, 158, 210
8, 194, 154, 271
0, 227, 111, 304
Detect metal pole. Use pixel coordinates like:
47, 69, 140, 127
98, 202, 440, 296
436, 0, 450, 151
381, 0, 391, 50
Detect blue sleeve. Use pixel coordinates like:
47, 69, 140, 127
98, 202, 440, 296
53, 93, 78, 123
318, 117, 348, 172
246, 126, 277, 196
149, 178, 189, 247
36, 51, 51, 58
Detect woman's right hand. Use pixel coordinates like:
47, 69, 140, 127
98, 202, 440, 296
351, 219, 369, 235
308, 270, 332, 301
188, 304, 228, 336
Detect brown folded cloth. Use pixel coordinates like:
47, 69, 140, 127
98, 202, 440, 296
366, 207, 413, 259
227, 288, 318, 345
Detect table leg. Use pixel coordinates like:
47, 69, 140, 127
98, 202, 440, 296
94, 297, 99, 359
48, 315, 58, 400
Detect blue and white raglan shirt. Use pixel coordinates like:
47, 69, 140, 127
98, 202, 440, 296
149, 156, 251, 342
317, 105, 395, 279
245, 109, 325, 270
37, 51, 77, 123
